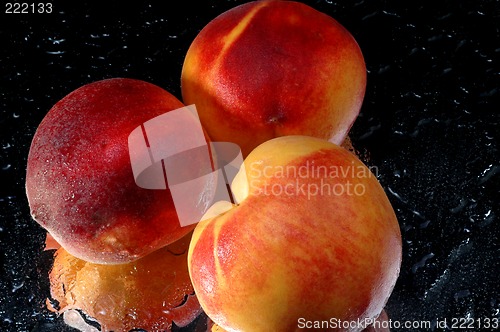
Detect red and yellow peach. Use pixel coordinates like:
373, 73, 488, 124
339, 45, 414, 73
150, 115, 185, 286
188, 136, 402, 332
181, 0, 366, 157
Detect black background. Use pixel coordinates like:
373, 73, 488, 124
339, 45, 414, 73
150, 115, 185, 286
0, 0, 499, 331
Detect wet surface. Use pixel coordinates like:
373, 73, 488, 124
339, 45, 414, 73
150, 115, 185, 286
0, 0, 499, 331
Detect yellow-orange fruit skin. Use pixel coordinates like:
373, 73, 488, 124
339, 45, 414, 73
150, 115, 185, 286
188, 136, 401, 332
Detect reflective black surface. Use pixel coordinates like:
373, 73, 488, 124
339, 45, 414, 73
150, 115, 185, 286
1, 0, 499, 331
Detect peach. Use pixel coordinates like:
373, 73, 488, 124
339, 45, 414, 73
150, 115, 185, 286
26, 78, 212, 264
188, 136, 401, 332
181, 0, 366, 157
48, 231, 202, 331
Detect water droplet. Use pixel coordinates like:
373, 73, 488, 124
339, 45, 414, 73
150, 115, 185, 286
393, 169, 407, 178
412, 252, 435, 274
419, 220, 431, 229
387, 186, 407, 204
478, 165, 499, 184
12, 280, 25, 293
450, 198, 468, 214
46, 50, 65, 55
127, 309, 138, 320
479, 210, 495, 227
447, 238, 472, 265
64, 192, 76, 202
